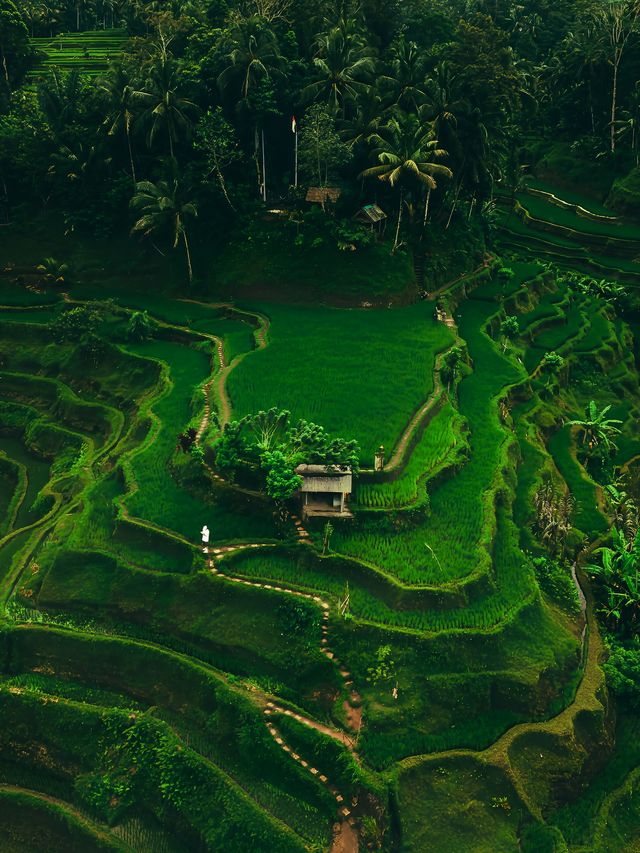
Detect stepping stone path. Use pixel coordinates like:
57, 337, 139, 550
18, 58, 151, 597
263, 708, 359, 830
202, 543, 362, 837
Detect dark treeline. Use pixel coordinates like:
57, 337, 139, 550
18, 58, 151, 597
1, 0, 640, 281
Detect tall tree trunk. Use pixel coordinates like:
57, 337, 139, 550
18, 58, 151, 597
393, 188, 403, 253
126, 125, 136, 186
1, 49, 9, 87
254, 126, 262, 196
446, 179, 463, 229
261, 129, 267, 202
423, 187, 431, 229
183, 230, 193, 285
215, 163, 236, 211
611, 50, 620, 153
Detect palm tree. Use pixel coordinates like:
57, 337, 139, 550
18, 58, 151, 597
445, 107, 491, 228
303, 22, 375, 116
135, 58, 197, 159
592, 0, 640, 152
217, 17, 281, 199
36, 257, 69, 284
422, 62, 467, 162
217, 16, 280, 102
98, 63, 139, 185
360, 114, 453, 251
38, 68, 84, 138
556, 25, 607, 135
379, 38, 427, 113
615, 83, 640, 164
567, 401, 623, 454
130, 175, 198, 284
340, 86, 383, 150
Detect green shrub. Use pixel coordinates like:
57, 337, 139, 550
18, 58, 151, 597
532, 557, 581, 615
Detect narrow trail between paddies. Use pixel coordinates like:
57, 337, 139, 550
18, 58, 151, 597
204, 542, 362, 847
367, 308, 459, 475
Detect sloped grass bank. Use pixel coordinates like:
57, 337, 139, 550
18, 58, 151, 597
0, 623, 337, 849
0, 787, 126, 853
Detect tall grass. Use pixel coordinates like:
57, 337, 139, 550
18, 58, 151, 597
333, 277, 527, 584
227, 302, 454, 462
354, 403, 464, 509
122, 340, 278, 542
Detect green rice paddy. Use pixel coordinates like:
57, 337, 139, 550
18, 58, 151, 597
28, 30, 128, 79
227, 302, 454, 462
0, 194, 637, 852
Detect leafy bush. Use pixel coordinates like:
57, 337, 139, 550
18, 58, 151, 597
532, 557, 581, 615
603, 640, 640, 708
126, 310, 157, 342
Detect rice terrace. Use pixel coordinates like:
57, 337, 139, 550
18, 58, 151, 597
1, 0, 640, 851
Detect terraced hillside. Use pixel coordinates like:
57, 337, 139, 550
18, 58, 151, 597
0, 191, 639, 852
28, 30, 128, 79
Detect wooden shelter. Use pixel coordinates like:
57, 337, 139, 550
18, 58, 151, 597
295, 464, 353, 520
306, 187, 342, 205
354, 204, 387, 233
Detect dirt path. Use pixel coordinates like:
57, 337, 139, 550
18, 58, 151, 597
330, 820, 359, 853
203, 543, 362, 844
379, 349, 448, 473
176, 298, 270, 430
362, 318, 458, 477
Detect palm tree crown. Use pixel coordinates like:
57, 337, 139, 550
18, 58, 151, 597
130, 175, 198, 284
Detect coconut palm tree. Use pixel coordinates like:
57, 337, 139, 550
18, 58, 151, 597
379, 37, 427, 112
340, 86, 383, 150
130, 174, 198, 284
567, 401, 623, 454
135, 58, 197, 159
303, 22, 375, 116
98, 62, 139, 185
217, 17, 281, 199
360, 114, 453, 251
555, 25, 607, 135
592, 0, 640, 153
38, 68, 84, 138
615, 83, 640, 164
217, 15, 281, 103
422, 62, 467, 162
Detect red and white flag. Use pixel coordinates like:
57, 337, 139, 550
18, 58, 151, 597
291, 116, 297, 133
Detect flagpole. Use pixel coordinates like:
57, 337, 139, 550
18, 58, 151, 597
292, 116, 298, 188
261, 129, 267, 202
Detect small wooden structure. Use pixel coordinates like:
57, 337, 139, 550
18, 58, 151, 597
306, 187, 342, 205
295, 464, 353, 520
354, 204, 387, 233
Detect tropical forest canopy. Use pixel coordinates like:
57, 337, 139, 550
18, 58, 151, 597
1, 0, 640, 278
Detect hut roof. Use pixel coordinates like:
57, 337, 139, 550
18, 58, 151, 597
306, 187, 342, 204
355, 203, 387, 223
295, 464, 352, 494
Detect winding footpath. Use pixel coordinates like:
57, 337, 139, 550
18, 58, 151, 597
203, 543, 362, 849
